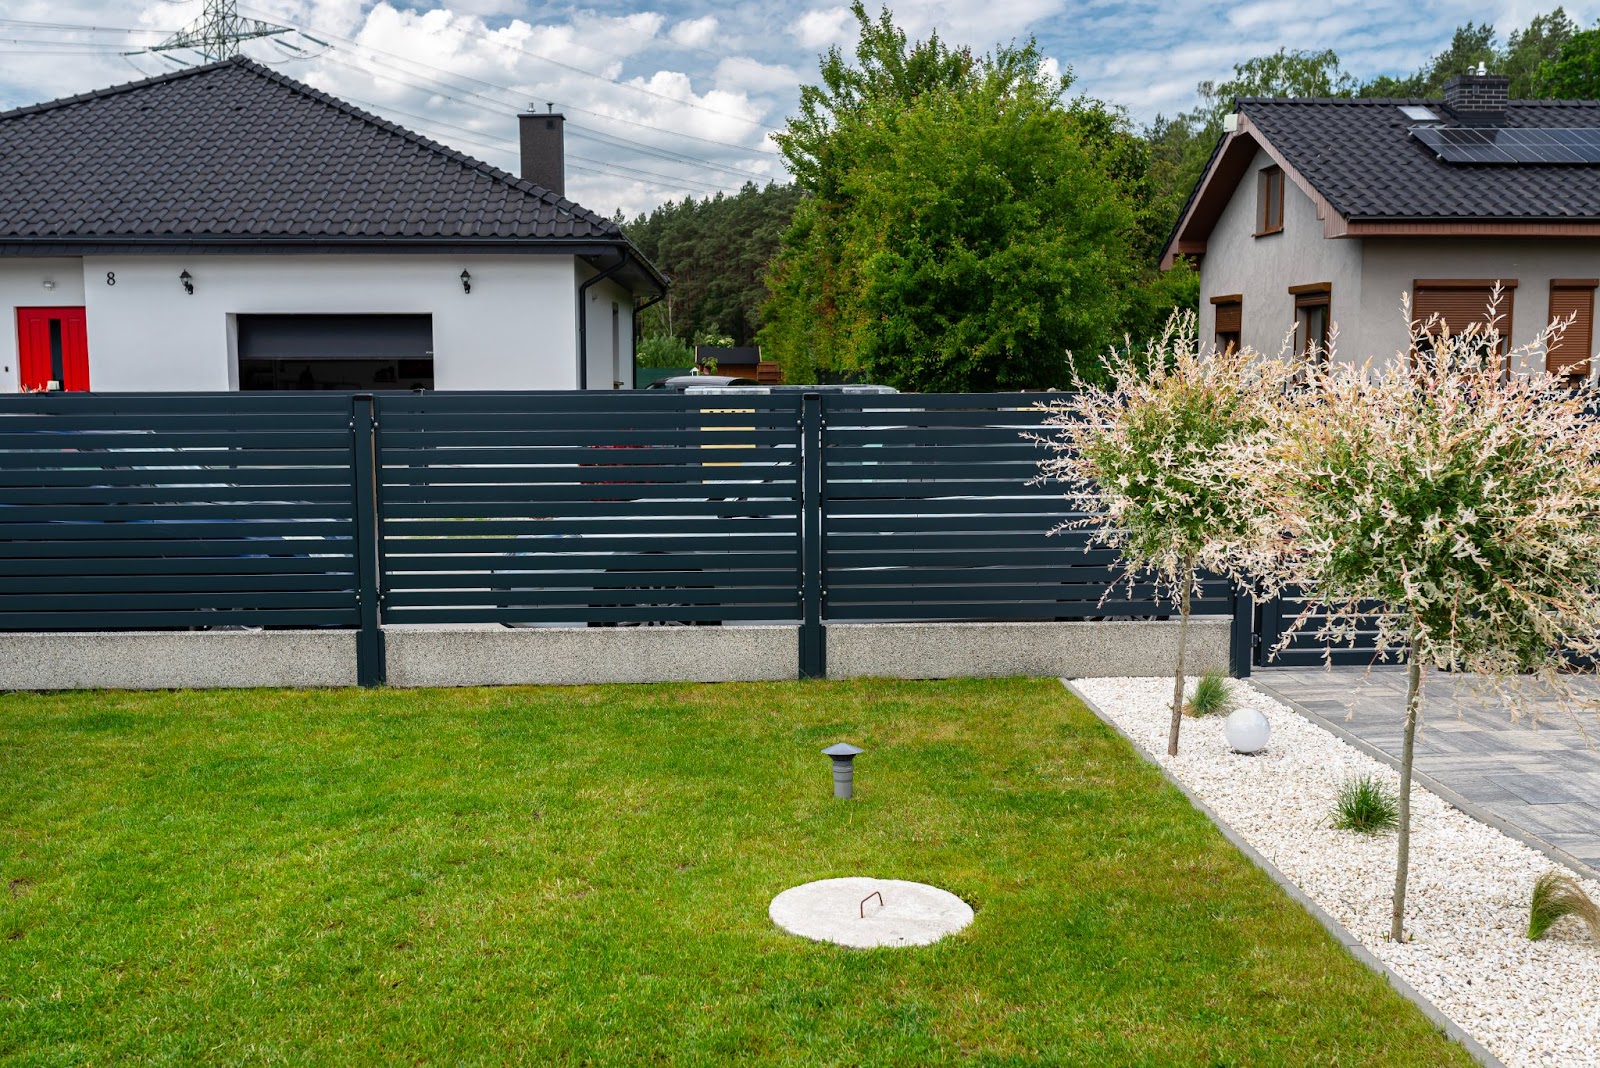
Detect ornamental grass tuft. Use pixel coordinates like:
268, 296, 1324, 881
1331, 774, 1401, 834
1183, 669, 1236, 718
1528, 870, 1600, 942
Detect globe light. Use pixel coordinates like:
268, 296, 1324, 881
1224, 708, 1271, 754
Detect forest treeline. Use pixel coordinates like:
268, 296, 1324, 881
623, 6, 1600, 389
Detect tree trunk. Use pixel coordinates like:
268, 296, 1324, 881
1167, 564, 1194, 757
1391, 635, 1424, 943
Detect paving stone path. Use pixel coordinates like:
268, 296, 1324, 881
1252, 666, 1600, 877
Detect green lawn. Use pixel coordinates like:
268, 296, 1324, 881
1, 678, 1470, 1066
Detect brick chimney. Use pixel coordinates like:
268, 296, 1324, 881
1442, 70, 1510, 126
518, 105, 565, 198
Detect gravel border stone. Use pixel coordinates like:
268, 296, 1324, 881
1067, 676, 1600, 1068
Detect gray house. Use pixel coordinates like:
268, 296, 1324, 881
1163, 72, 1600, 379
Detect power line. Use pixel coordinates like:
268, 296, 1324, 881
308, 34, 781, 162
237, 3, 787, 142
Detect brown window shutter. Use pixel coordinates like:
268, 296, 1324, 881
1547, 283, 1596, 379
1214, 300, 1241, 335
1412, 284, 1514, 340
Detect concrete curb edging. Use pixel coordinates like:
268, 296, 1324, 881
1249, 677, 1600, 884
1061, 678, 1508, 1068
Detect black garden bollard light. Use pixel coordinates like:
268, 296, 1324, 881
821, 743, 864, 799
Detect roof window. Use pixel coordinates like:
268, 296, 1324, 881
1399, 105, 1441, 122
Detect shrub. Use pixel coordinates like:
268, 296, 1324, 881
637, 334, 695, 369
1035, 312, 1288, 756
1331, 774, 1400, 834
1528, 871, 1600, 942
1183, 669, 1236, 718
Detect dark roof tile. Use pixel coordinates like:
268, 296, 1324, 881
1241, 97, 1600, 220
0, 56, 628, 243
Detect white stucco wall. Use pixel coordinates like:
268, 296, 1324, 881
1, 253, 587, 393
1359, 238, 1600, 372
577, 261, 636, 390
0, 258, 89, 390
1197, 147, 1365, 361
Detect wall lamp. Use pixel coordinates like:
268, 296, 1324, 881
179, 270, 194, 295
460, 269, 472, 294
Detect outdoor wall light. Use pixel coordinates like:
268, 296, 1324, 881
1224, 708, 1272, 754
822, 743, 864, 799
179, 270, 194, 295
41, 279, 56, 291
460, 269, 472, 294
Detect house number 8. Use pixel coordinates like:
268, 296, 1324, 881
105, 271, 115, 286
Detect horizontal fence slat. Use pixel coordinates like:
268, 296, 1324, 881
380, 551, 798, 573
384, 586, 796, 609
385, 568, 797, 591
379, 605, 793, 625
0, 573, 357, 595
0, 609, 359, 628
382, 501, 798, 521
379, 535, 794, 556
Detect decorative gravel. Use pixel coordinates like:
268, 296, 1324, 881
1072, 676, 1600, 1068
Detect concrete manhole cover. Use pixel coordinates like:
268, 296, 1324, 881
769, 877, 974, 948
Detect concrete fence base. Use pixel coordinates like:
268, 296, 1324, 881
824, 619, 1231, 680
0, 619, 1231, 690
0, 631, 356, 690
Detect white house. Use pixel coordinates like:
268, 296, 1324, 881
0, 57, 665, 393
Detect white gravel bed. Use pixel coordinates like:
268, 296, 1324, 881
1072, 676, 1600, 1068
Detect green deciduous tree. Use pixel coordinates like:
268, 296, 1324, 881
1240, 300, 1600, 941
762, 3, 1162, 391
1534, 25, 1600, 97
1035, 313, 1287, 754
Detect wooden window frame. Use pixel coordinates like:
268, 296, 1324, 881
1290, 283, 1331, 366
1255, 166, 1284, 237
1210, 293, 1243, 353
1547, 279, 1598, 383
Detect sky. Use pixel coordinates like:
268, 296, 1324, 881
0, 0, 1594, 218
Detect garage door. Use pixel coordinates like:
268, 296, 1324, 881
237, 314, 434, 391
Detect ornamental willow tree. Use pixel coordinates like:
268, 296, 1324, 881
1242, 299, 1600, 942
1035, 314, 1286, 755
761, 3, 1142, 390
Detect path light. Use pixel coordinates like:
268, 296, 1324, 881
1224, 708, 1271, 754
821, 743, 863, 799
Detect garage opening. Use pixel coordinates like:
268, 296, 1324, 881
237, 314, 434, 390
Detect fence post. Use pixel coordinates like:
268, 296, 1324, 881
1229, 584, 1254, 679
799, 391, 826, 679
351, 394, 386, 686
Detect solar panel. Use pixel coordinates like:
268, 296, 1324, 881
1411, 126, 1600, 164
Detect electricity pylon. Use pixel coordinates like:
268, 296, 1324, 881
142, 0, 292, 62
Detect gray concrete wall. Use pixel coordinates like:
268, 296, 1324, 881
1360, 237, 1600, 373
0, 631, 356, 690
382, 625, 800, 687
1198, 146, 1364, 359
824, 619, 1231, 680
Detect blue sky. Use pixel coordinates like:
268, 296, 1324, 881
1, 0, 1595, 216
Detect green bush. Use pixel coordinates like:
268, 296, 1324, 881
1528, 870, 1600, 942
1331, 774, 1400, 834
637, 334, 695, 368
1183, 669, 1236, 718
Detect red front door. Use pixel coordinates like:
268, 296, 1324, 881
17, 307, 89, 392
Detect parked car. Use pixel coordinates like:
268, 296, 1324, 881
643, 375, 758, 390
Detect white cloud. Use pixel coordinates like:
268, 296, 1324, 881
669, 15, 719, 48
790, 7, 855, 50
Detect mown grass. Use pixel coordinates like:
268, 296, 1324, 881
0, 678, 1471, 1066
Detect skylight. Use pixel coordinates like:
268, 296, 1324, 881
1399, 105, 1441, 122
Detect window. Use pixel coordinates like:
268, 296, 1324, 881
1291, 284, 1331, 367
1411, 280, 1516, 361
1210, 294, 1242, 353
237, 314, 434, 391
1256, 166, 1284, 236
1546, 279, 1597, 384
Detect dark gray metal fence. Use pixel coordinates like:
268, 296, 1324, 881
0, 393, 362, 632
0, 390, 1258, 683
